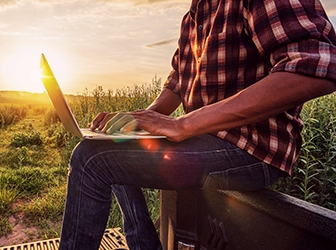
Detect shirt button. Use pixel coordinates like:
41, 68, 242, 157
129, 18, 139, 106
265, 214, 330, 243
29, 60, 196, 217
198, 57, 201, 62
198, 25, 203, 30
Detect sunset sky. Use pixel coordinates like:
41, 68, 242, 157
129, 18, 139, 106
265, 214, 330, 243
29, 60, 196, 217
0, 0, 336, 94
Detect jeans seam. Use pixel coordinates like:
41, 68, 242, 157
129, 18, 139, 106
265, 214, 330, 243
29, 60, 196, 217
81, 148, 242, 161
70, 164, 83, 250
72, 158, 104, 249
120, 186, 141, 250
262, 163, 271, 187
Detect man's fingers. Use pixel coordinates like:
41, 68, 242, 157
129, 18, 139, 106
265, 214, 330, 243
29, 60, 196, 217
90, 112, 109, 130
104, 114, 135, 134
102, 112, 126, 132
120, 120, 138, 134
90, 112, 120, 130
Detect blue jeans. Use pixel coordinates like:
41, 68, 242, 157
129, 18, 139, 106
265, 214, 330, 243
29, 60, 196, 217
59, 134, 284, 250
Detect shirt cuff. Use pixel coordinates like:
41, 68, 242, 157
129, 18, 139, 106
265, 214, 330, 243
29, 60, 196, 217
163, 70, 180, 94
271, 40, 336, 82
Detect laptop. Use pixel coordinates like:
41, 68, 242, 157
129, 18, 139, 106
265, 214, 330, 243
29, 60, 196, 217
40, 53, 165, 140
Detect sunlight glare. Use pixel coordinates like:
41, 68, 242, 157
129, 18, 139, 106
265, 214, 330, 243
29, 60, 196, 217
2, 47, 69, 93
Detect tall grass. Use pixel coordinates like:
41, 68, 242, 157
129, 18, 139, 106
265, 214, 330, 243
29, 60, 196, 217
0, 105, 28, 128
272, 93, 336, 211
71, 76, 163, 127
0, 174, 19, 236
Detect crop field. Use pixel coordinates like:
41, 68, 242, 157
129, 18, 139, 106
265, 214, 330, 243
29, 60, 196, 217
0, 78, 335, 246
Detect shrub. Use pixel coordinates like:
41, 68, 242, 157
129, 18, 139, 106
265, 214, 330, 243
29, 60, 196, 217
0, 174, 19, 214
23, 185, 66, 221
44, 109, 60, 126
45, 124, 69, 148
2, 167, 53, 197
0, 105, 28, 128
1, 146, 32, 169
10, 131, 43, 148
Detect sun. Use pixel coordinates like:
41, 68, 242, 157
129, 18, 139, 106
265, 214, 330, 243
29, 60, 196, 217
2, 46, 70, 93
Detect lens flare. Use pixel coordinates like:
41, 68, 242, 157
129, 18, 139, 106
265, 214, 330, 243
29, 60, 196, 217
139, 138, 161, 151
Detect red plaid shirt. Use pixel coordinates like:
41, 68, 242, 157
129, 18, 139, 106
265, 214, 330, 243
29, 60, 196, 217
164, 0, 336, 174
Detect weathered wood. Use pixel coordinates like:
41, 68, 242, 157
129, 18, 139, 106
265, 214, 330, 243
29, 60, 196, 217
160, 189, 336, 250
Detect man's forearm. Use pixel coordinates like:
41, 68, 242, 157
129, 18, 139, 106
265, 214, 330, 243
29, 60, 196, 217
147, 88, 182, 115
178, 72, 336, 139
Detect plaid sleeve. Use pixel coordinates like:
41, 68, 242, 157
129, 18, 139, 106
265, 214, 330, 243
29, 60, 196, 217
246, 0, 336, 82
163, 11, 193, 94
163, 48, 180, 94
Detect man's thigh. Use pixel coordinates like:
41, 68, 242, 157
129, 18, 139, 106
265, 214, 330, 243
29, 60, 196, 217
71, 134, 280, 191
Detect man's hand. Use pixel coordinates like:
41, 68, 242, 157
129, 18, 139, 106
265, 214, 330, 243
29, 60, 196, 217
89, 110, 186, 142
87, 89, 185, 140
131, 110, 186, 142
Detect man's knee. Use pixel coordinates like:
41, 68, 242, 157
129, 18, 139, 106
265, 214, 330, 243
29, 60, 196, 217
69, 140, 95, 169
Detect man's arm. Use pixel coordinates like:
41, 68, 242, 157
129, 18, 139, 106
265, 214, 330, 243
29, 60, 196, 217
132, 72, 336, 141
146, 88, 181, 115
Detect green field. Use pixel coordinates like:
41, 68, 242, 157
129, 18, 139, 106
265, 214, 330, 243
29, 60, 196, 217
0, 80, 335, 246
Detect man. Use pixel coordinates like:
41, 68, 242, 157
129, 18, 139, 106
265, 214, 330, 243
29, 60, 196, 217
59, 0, 336, 249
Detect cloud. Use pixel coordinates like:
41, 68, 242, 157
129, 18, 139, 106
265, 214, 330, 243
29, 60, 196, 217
0, 0, 21, 10
321, 0, 336, 9
0, 0, 19, 6
31, 0, 187, 6
0, 31, 24, 36
97, 0, 188, 5
130, 0, 187, 5
33, 0, 78, 3
320, 0, 336, 15
146, 38, 176, 48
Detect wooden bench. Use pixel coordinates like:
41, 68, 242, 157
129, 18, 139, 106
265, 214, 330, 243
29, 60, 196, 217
159, 188, 336, 250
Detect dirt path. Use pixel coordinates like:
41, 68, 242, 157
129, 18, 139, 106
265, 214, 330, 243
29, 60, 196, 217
0, 212, 40, 247
0, 102, 62, 248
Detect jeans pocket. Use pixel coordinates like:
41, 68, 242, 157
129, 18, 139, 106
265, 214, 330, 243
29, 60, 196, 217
202, 162, 283, 191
